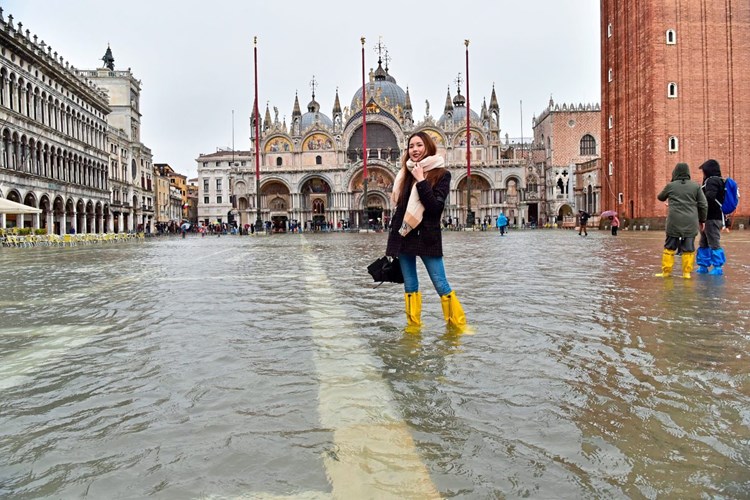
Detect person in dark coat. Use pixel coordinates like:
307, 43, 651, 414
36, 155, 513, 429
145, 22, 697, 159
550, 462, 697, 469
578, 210, 590, 236
696, 159, 726, 275
656, 162, 708, 278
385, 131, 466, 331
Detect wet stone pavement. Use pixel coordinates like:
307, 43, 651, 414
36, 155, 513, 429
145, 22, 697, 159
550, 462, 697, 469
0, 229, 749, 499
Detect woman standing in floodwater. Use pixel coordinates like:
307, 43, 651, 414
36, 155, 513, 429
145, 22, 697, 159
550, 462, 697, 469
385, 131, 466, 331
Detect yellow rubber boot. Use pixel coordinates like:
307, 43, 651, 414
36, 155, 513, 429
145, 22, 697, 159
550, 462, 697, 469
404, 292, 422, 331
681, 251, 695, 279
440, 291, 466, 330
655, 249, 676, 277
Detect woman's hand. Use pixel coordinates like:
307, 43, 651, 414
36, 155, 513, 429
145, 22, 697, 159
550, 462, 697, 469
412, 164, 425, 182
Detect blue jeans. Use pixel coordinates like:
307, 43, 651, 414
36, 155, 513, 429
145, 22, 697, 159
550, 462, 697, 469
398, 254, 452, 296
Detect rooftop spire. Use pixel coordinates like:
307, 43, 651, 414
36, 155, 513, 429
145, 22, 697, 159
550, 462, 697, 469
404, 86, 412, 111
489, 84, 499, 111
292, 91, 301, 117
332, 87, 341, 114
443, 87, 454, 114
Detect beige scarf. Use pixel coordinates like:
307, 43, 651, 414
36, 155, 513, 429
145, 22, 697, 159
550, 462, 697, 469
391, 155, 445, 236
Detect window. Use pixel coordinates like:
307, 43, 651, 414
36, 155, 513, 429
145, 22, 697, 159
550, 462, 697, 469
607, 23, 612, 38
203, 178, 209, 191
618, 192, 624, 205
276, 157, 282, 166
216, 178, 222, 191
315, 155, 322, 165
216, 161, 222, 166
217, 196, 223, 204
608, 161, 614, 176
668, 82, 677, 98
666, 29, 676, 45
668, 136, 679, 151
580, 134, 596, 155
608, 115, 613, 129
608, 68, 613, 82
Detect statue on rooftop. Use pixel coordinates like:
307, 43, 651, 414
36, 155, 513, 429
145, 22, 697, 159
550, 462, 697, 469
102, 45, 114, 70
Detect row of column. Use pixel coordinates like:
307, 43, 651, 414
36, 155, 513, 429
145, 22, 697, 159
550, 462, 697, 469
0, 76, 106, 150
1, 138, 107, 190
1, 211, 144, 235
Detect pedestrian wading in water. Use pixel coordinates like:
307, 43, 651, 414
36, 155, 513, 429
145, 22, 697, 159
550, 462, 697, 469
385, 131, 467, 331
655, 162, 707, 278
697, 159, 727, 275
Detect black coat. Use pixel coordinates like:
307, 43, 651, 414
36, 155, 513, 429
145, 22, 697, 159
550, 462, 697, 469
700, 159, 724, 221
386, 171, 450, 257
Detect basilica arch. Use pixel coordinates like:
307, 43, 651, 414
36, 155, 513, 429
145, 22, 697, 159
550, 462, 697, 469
346, 121, 401, 163
349, 165, 396, 229
299, 175, 333, 229
260, 179, 291, 232
455, 174, 493, 225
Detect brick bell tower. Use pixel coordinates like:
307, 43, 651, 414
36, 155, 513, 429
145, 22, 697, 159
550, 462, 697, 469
600, 1, 750, 227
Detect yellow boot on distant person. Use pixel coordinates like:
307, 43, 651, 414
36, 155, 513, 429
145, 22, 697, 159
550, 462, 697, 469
655, 249, 677, 277
440, 291, 466, 330
404, 292, 422, 331
681, 251, 695, 278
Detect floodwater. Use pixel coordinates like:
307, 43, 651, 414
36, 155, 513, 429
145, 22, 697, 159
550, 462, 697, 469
1, 229, 748, 499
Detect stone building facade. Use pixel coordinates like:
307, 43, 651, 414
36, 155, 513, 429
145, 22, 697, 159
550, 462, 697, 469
530, 98, 601, 226
80, 47, 154, 233
601, 0, 750, 226
0, 9, 157, 234
197, 59, 536, 231
0, 10, 111, 234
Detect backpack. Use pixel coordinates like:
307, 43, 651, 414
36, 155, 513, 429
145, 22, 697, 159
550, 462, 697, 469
721, 177, 740, 214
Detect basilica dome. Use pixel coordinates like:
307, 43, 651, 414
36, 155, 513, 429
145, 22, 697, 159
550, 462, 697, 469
350, 61, 407, 112
300, 98, 333, 131
438, 90, 480, 126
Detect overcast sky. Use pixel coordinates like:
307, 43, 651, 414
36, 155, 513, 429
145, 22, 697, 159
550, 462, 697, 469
5, 0, 600, 178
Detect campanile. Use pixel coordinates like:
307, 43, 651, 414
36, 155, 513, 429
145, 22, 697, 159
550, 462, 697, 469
600, 1, 749, 225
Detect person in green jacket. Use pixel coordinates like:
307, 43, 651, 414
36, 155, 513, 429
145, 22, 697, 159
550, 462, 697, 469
655, 162, 708, 278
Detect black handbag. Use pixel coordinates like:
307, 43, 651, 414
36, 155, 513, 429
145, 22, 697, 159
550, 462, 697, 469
367, 256, 404, 285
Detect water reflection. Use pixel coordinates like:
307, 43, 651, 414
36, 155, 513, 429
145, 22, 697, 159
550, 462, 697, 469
0, 230, 748, 498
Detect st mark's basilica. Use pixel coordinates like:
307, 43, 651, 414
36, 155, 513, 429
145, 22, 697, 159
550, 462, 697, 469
197, 56, 539, 231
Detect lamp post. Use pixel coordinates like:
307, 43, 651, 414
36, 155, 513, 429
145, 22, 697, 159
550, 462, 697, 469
361, 36, 368, 232
253, 36, 262, 234
465, 39, 474, 228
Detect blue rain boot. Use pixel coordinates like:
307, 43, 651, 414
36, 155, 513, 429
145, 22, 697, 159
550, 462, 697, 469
696, 247, 712, 274
708, 248, 726, 275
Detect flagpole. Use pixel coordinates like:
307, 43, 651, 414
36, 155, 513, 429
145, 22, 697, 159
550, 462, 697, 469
465, 39, 473, 228
253, 36, 262, 233
361, 36, 368, 232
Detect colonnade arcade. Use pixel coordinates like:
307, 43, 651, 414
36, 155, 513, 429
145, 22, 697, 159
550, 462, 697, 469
229, 165, 530, 231
451, 173, 527, 226
1, 189, 111, 235
1, 128, 108, 189
0, 67, 107, 151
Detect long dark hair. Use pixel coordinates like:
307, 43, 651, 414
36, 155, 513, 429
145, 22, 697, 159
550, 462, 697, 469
396, 131, 446, 207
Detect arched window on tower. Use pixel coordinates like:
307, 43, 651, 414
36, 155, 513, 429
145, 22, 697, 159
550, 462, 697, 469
666, 29, 676, 45
580, 134, 596, 155
668, 136, 679, 152
667, 82, 678, 98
